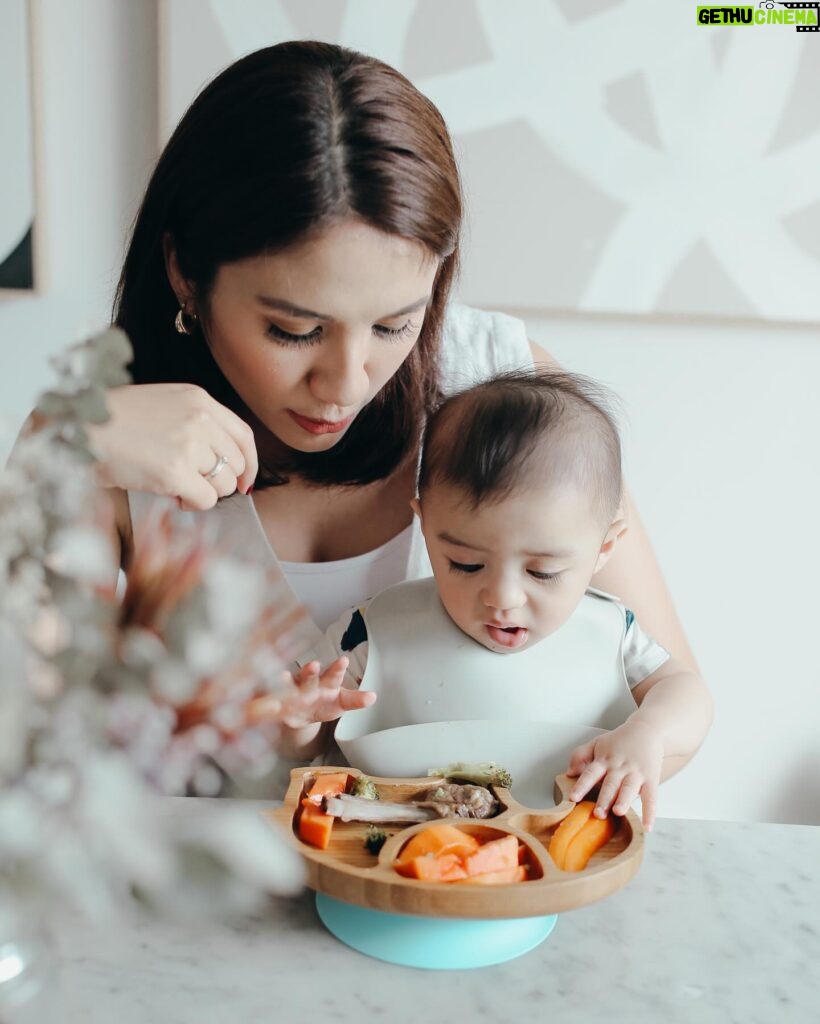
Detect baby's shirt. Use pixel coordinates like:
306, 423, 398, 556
323, 589, 670, 691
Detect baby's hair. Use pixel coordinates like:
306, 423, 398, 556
418, 368, 622, 525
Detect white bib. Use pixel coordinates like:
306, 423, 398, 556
335, 577, 638, 755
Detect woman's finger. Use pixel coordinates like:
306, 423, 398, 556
204, 393, 259, 493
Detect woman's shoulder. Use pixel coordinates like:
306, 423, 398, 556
440, 302, 532, 391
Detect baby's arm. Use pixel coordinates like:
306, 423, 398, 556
566, 658, 713, 830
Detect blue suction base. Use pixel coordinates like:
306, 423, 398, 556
315, 893, 557, 969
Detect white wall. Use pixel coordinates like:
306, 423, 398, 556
521, 312, 820, 825
1, 2, 817, 826
0, 0, 158, 453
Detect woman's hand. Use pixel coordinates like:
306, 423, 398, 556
565, 720, 664, 830
87, 383, 258, 509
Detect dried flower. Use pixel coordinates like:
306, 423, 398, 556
0, 328, 309, 925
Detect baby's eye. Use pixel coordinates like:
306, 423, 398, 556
448, 560, 483, 575
528, 570, 562, 583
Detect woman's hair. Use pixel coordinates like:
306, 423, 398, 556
114, 41, 462, 487
418, 369, 623, 525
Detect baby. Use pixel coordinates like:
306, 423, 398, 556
278, 369, 712, 829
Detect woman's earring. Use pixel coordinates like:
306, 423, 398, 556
174, 305, 198, 335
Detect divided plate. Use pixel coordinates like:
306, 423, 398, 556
266, 767, 645, 919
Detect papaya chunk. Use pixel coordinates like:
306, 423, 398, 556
462, 834, 519, 877
298, 800, 335, 850
562, 814, 616, 872
395, 852, 468, 881
305, 772, 351, 803
455, 865, 528, 885
548, 801, 595, 870
396, 824, 480, 866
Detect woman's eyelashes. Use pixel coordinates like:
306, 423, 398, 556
265, 319, 420, 346
446, 559, 562, 583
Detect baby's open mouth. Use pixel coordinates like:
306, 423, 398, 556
485, 624, 529, 649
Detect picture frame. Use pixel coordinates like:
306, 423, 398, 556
0, 0, 44, 296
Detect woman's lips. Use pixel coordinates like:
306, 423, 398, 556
287, 410, 354, 435
485, 624, 529, 649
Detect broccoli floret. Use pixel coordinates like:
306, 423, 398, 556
350, 775, 380, 800
427, 761, 513, 789
363, 826, 388, 855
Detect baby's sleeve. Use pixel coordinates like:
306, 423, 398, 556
622, 609, 671, 688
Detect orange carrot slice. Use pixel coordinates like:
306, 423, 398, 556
562, 814, 616, 872
549, 801, 595, 870
395, 824, 480, 866
462, 834, 519, 878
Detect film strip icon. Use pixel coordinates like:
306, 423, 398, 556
776, 2, 820, 31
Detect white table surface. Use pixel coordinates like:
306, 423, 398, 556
53, 800, 819, 1024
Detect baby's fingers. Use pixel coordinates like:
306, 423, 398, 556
566, 740, 595, 780
293, 661, 321, 693
318, 656, 350, 689
610, 773, 642, 819
568, 760, 607, 803
337, 689, 376, 713
639, 780, 657, 832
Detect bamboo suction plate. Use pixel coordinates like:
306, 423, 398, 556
266, 767, 645, 969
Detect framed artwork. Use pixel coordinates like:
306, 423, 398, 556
0, 0, 40, 294
159, 1, 820, 323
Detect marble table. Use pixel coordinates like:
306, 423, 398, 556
52, 803, 818, 1024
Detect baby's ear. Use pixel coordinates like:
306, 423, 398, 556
410, 496, 422, 520
593, 514, 628, 573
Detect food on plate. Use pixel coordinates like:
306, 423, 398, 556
298, 800, 335, 850
322, 782, 498, 824
302, 772, 351, 803
393, 824, 530, 885
296, 771, 351, 849
363, 826, 388, 855
549, 801, 616, 871
350, 775, 380, 800
427, 761, 513, 789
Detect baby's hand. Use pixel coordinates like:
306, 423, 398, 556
565, 720, 664, 831
262, 657, 376, 731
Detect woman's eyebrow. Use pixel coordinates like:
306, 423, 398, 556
255, 294, 431, 320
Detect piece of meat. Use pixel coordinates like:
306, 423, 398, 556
321, 783, 498, 823
416, 783, 499, 819
322, 794, 438, 823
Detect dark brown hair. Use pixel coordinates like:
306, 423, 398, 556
418, 368, 622, 524
113, 41, 462, 487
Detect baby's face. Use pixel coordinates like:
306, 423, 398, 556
418, 481, 611, 654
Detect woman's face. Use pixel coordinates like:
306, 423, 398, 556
197, 218, 439, 455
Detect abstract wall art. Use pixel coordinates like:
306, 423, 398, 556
160, 0, 820, 322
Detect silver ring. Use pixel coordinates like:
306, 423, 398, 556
204, 454, 228, 480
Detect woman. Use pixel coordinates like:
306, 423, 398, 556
92, 40, 697, 674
